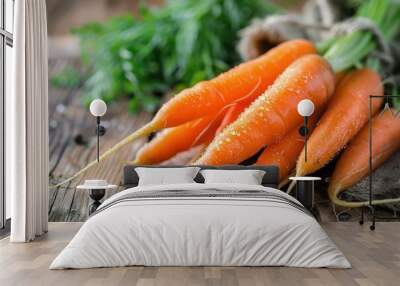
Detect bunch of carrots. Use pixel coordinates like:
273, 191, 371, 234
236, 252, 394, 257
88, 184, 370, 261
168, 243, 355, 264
56, 0, 400, 208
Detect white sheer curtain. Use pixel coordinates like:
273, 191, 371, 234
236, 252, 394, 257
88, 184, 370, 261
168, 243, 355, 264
8, 0, 49, 242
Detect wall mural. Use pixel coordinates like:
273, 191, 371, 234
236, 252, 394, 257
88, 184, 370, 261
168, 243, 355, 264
48, 0, 400, 222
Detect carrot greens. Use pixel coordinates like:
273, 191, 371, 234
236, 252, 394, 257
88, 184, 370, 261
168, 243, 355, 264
54, 0, 279, 113
321, 0, 400, 73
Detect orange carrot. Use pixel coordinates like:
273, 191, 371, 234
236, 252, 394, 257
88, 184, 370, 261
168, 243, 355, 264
134, 114, 223, 165
255, 114, 320, 182
334, 71, 347, 85
216, 100, 251, 134
296, 68, 383, 177
55, 39, 315, 186
154, 39, 316, 128
189, 144, 210, 164
328, 109, 400, 207
194, 54, 335, 165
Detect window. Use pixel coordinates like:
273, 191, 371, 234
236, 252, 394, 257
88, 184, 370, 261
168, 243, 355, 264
1, 0, 14, 230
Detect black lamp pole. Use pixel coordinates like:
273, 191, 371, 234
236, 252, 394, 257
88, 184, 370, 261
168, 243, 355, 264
95, 117, 106, 163
96, 116, 100, 162
304, 116, 308, 162
298, 116, 309, 162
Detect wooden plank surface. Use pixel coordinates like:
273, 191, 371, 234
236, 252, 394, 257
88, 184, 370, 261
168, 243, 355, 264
1, 222, 400, 286
48, 58, 152, 222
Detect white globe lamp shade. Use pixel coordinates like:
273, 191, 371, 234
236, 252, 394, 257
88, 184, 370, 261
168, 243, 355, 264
90, 99, 107, 117
297, 99, 315, 117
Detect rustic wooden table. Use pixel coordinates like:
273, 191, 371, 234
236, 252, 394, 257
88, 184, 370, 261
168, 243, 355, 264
48, 59, 152, 222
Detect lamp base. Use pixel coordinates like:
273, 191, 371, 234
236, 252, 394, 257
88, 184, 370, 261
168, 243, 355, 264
296, 181, 314, 210
89, 189, 106, 215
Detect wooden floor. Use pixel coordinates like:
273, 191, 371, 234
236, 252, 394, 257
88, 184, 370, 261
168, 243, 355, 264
0, 223, 399, 286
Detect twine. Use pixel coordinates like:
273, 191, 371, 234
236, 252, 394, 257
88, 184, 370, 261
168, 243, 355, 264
330, 17, 394, 69
238, 0, 395, 71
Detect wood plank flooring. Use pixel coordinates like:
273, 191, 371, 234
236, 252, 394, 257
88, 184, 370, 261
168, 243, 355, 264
0, 222, 399, 286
